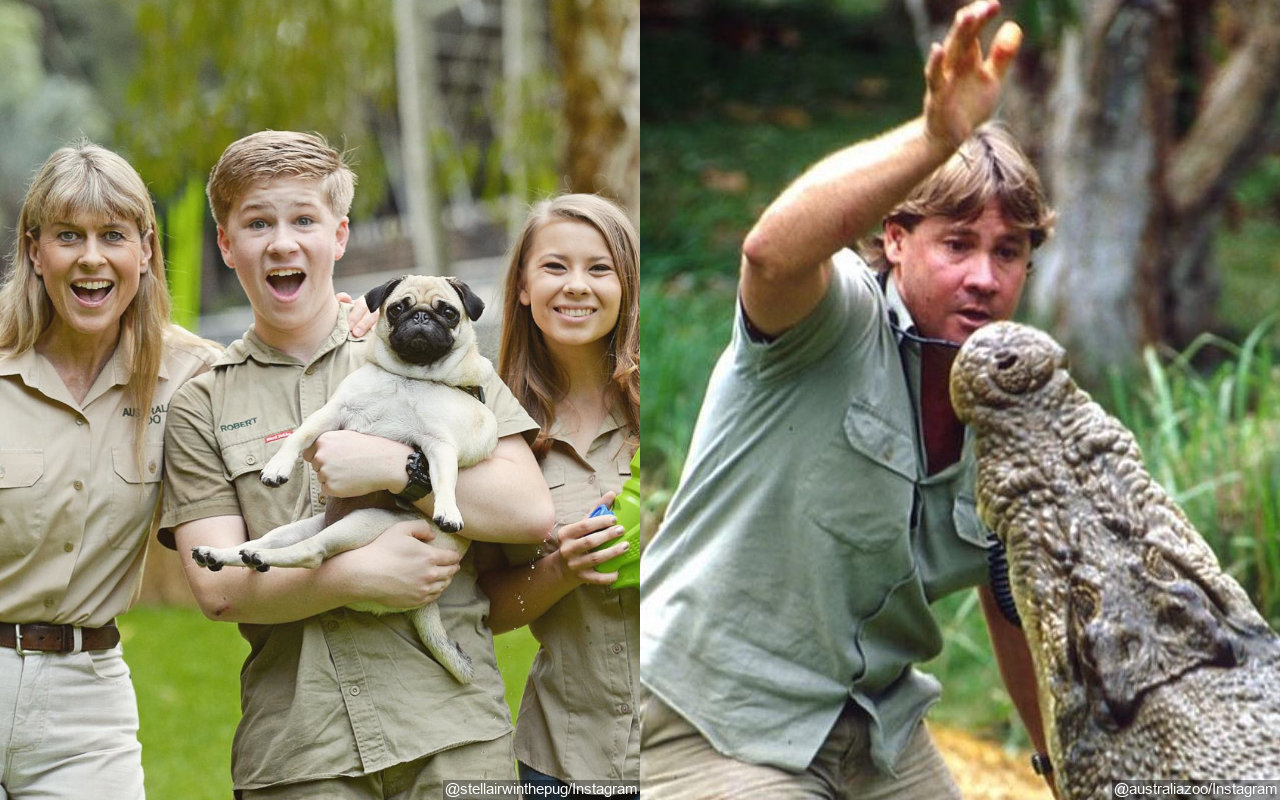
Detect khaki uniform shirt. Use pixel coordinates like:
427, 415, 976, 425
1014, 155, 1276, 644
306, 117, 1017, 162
0, 328, 217, 627
158, 308, 539, 790
502, 411, 639, 781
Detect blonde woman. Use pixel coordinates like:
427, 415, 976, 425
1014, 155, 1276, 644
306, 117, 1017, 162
0, 142, 219, 798
477, 193, 640, 794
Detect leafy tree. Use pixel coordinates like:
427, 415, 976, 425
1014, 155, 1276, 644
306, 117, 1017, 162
120, 0, 398, 217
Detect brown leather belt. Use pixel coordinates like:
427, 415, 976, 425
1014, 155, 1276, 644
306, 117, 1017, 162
0, 622, 120, 653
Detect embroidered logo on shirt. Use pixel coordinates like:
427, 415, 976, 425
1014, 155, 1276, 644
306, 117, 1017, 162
123, 403, 169, 424
218, 417, 258, 432
265, 430, 293, 444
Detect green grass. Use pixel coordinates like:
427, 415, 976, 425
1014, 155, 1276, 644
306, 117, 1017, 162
122, 606, 541, 798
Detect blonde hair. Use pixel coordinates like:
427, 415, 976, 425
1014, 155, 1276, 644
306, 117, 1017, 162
861, 123, 1055, 271
498, 194, 640, 459
206, 130, 356, 227
0, 140, 174, 460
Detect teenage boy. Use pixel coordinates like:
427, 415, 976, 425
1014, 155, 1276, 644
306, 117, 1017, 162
160, 131, 554, 799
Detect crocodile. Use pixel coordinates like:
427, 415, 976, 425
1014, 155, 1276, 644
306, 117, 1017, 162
949, 321, 1280, 797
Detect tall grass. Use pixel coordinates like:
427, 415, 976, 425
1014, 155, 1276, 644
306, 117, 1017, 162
1106, 319, 1280, 626
641, 276, 737, 491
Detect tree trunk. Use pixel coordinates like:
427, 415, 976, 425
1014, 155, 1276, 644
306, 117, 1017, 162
905, 0, 1280, 383
550, 0, 641, 219
394, 0, 446, 272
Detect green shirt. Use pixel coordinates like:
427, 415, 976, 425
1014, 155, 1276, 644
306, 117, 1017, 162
641, 252, 990, 775
159, 307, 538, 790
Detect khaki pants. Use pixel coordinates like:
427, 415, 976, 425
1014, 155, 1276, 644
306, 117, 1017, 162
640, 694, 961, 800
239, 734, 516, 800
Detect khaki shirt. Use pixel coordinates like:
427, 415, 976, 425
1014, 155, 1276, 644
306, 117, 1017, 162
502, 412, 639, 781
159, 308, 539, 790
0, 328, 217, 627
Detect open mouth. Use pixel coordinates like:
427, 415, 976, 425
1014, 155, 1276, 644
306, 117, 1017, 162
556, 306, 596, 319
957, 309, 991, 328
266, 268, 306, 299
70, 279, 115, 306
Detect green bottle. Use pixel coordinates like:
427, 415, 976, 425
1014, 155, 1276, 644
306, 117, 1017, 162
593, 448, 642, 589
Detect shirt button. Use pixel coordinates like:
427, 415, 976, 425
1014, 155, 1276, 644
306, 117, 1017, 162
611, 643, 624, 654
73, 480, 84, 491
349, 686, 361, 696
305, 367, 315, 376
587, 474, 597, 484
246, 455, 257, 466
618, 703, 631, 715
148, 461, 158, 474
324, 620, 339, 632
75, 417, 85, 426
63, 543, 74, 553
318, 496, 328, 506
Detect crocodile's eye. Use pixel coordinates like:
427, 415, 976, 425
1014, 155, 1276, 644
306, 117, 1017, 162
1143, 547, 1178, 583
995, 351, 1019, 371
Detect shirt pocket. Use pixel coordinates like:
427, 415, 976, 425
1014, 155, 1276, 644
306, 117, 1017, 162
220, 437, 268, 482
802, 400, 916, 553
108, 444, 165, 550
0, 450, 46, 557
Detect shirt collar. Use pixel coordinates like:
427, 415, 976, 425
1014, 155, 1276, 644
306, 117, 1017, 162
879, 270, 918, 345
545, 402, 628, 446
0, 342, 131, 405
217, 303, 360, 368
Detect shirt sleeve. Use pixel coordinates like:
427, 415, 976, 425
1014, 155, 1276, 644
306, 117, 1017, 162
733, 249, 884, 384
157, 374, 244, 549
483, 371, 540, 443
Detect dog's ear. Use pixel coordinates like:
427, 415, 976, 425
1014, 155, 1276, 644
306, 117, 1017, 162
447, 278, 485, 321
363, 277, 405, 313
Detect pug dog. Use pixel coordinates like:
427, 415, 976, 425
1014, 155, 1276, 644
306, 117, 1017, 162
190, 275, 498, 684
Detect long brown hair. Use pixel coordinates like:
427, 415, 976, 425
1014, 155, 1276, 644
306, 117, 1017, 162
0, 140, 174, 461
498, 194, 640, 458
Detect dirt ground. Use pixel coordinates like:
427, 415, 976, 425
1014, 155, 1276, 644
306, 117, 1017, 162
932, 724, 1054, 799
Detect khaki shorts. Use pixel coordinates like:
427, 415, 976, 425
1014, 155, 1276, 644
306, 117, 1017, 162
239, 734, 516, 800
640, 694, 960, 800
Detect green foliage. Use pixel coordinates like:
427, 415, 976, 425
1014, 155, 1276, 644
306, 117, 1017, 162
1105, 320, 1280, 626
1011, 0, 1081, 46
120, 0, 397, 216
123, 605, 543, 797
432, 70, 563, 220
641, 276, 736, 489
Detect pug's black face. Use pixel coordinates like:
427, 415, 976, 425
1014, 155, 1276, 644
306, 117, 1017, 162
384, 296, 461, 366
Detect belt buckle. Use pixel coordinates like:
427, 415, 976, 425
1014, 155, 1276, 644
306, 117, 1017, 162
13, 624, 25, 656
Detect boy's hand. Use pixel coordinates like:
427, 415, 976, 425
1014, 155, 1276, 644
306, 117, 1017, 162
923, 0, 1022, 150
349, 520, 462, 608
305, 430, 413, 497
337, 292, 380, 338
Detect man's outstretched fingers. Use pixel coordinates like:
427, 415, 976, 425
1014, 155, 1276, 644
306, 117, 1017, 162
988, 20, 1023, 79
